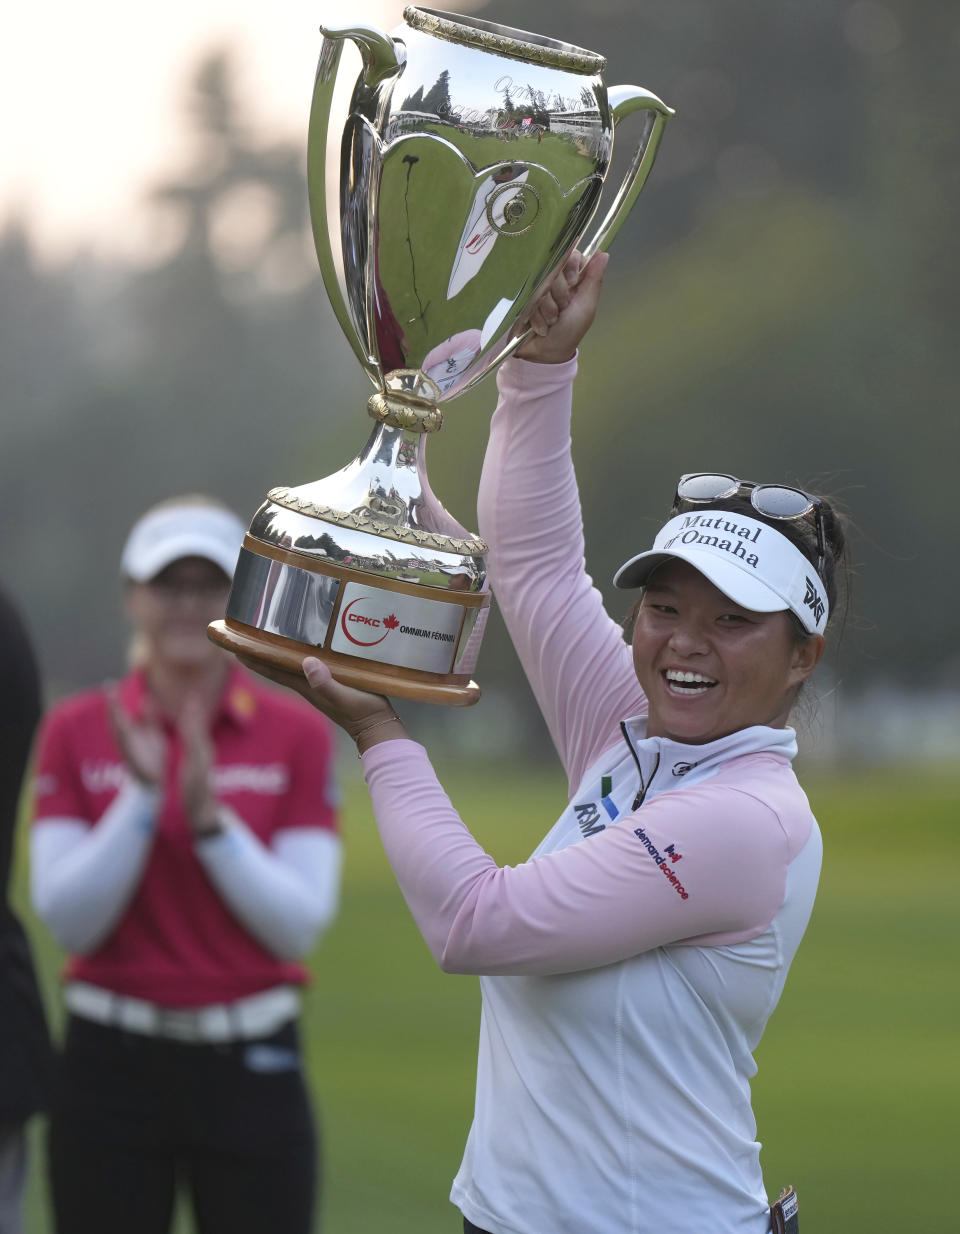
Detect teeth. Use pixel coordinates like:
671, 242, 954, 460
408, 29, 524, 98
666, 670, 715, 685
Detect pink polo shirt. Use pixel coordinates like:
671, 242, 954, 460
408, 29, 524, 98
32, 664, 338, 1005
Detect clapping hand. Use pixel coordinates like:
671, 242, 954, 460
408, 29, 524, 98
107, 686, 166, 788
107, 686, 222, 836
178, 695, 222, 838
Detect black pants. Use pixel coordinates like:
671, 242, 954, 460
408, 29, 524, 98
48, 1015, 317, 1234
463, 1221, 493, 1234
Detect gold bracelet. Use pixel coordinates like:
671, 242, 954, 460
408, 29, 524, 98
354, 712, 401, 755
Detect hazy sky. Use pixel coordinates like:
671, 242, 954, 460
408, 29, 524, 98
3, 1, 417, 265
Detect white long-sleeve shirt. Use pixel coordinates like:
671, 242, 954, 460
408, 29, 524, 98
31, 791, 342, 960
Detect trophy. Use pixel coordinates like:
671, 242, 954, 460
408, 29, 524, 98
208, 6, 671, 705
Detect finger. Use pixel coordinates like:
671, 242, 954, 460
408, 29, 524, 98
105, 682, 164, 785
302, 657, 335, 689
515, 250, 586, 340
552, 254, 584, 305
580, 249, 609, 291
528, 292, 559, 327
176, 701, 214, 820
178, 696, 212, 760
564, 249, 587, 283
527, 304, 553, 338
302, 656, 391, 714
515, 287, 559, 337
567, 251, 609, 324
540, 295, 560, 325
550, 275, 573, 312
302, 657, 395, 729
512, 322, 542, 358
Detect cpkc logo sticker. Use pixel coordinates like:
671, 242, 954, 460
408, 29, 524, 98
340, 596, 399, 647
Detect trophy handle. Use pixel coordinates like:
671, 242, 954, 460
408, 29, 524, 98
308, 26, 404, 383
474, 84, 673, 378
318, 22, 402, 89
581, 86, 674, 259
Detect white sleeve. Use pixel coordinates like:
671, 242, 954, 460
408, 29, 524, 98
30, 777, 160, 954
195, 815, 342, 959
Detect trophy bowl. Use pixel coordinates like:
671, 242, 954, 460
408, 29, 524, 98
209, 6, 672, 705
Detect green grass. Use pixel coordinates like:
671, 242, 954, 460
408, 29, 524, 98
14, 759, 958, 1232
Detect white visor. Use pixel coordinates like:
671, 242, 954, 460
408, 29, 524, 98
121, 505, 245, 582
613, 510, 829, 634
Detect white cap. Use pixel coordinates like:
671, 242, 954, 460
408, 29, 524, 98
613, 509, 829, 634
121, 503, 246, 582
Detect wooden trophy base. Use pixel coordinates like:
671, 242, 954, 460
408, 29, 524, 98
208, 618, 482, 707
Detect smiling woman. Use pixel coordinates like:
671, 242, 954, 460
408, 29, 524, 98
241, 250, 848, 1234
630, 559, 823, 744
617, 476, 846, 747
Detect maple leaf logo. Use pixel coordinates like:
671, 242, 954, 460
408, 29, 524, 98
383, 613, 400, 630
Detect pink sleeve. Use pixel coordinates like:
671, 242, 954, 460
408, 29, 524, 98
363, 740, 791, 976
477, 357, 646, 791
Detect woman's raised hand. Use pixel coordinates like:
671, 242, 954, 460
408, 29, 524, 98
514, 249, 609, 365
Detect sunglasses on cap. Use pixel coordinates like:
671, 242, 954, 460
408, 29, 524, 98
674, 473, 826, 579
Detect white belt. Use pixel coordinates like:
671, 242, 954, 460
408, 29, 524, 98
64, 981, 301, 1044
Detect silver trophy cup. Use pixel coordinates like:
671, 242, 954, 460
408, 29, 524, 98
209, 6, 672, 705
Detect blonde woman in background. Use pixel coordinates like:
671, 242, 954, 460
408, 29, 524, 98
31, 496, 342, 1234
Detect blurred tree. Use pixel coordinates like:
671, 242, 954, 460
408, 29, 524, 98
0, 49, 356, 691
0, 221, 91, 449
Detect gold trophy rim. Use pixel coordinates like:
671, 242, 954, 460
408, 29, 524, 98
402, 6, 607, 75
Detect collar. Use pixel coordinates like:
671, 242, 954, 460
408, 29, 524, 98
619, 714, 798, 783
114, 661, 260, 730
